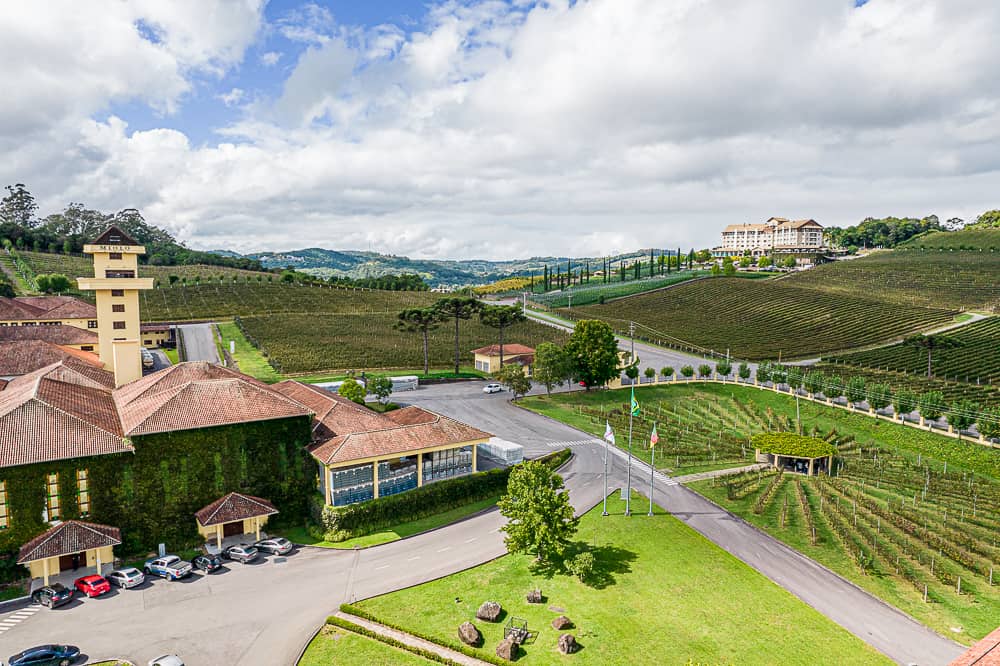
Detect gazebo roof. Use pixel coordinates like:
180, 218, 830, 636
195, 492, 278, 527
17, 520, 121, 564
751, 432, 836, 459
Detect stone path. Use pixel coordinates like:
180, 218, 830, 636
335, 611, 494, 666
673, 463, 769, 484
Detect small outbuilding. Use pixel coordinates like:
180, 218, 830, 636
17, 520, 121, 585
471, 344, 535, 375
753, 432, 836, 476
195, 492, 278, 549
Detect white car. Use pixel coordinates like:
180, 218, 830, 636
107, 567, 145, 589
149, 656, 184, 666
483, 383, 503, 394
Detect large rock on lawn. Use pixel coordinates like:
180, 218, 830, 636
526, 589, 542, 604
477, 600, 502, 622
558, 633, 578, 654
496, 636, 518, 661
551, 615, 572, 630
458, 621, 482, 646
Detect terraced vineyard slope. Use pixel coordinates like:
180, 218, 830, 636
902, 228, 1000, 251
825, 317, 1000, 385
562, 277, 957, 360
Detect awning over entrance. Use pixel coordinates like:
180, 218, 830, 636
17, 520, 121, 585
195, 492, 278, 548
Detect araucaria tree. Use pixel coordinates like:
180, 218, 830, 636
903, 334, 962, 378
479, 304, 526, 367
498, 461, 579, 563
433, 297, 482, 375
395, 308, 444, 375
564, 319, 620, 390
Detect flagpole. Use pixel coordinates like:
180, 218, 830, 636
625, 402, 633, 516
648, 439, 655, 516
602, 426, 609, 517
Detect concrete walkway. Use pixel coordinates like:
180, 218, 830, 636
335, 612, 493, 666
176, 323, 220, 364
673, 463, 768, 484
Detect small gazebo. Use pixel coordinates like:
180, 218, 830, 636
18, 520, 121, 585
195, 492, 278, 549
753, 432, 836, 476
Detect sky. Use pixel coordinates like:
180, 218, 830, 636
1, 0, 998, 260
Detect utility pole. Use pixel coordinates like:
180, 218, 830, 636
567, 293, 573, 309
521, 291, 528, 314
629, 321, 636, 364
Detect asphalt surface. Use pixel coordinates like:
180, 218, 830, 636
176, 323, 221, 364
0, 382, 964, 665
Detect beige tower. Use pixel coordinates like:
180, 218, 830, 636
77, 226, 155, 387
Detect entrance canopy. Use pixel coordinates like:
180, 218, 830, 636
17, 520, 121, 585
195, 492, 278, 548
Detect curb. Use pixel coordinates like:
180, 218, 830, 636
0, 595, 31, 614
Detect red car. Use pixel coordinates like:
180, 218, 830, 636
74, 574, 111, 597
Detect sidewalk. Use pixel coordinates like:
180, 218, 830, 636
335, 611, 495, 666
673, 463, 768, 484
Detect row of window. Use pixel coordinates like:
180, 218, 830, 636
0, 470, 89, 529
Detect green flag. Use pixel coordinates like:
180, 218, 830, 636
630, 387, 640, 417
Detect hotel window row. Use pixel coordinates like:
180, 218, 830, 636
34, 470, 90, 523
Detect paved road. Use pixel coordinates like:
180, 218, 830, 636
176, 323, 220, 364
0, 383, 963, 665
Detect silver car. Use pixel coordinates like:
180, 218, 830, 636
254, 537, 293, 555
107, 567, 145, 589
222, 544, 259, 563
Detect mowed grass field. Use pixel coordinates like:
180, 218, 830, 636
522, 383, 1000, 642
826, 316, 1000, 385
356, 493, 890, 665
301, 625, 430, 665
783, 248, 1000, 313
563, 277, 956, 360
238, 312, 567, 373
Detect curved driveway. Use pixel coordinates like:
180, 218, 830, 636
0, 383, 963, 665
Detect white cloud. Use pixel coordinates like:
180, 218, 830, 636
259, 51, 283, 66
1, 0, 999, 260
217, 88, 246, 107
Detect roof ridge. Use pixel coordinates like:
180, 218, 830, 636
34, 386, 123, 439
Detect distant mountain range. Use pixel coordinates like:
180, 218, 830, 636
207, 247, 676, 287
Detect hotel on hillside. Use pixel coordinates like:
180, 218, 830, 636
0, 226, 493, 586
713, 217, 826, 260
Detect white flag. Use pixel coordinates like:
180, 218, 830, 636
604, 420, 615, 445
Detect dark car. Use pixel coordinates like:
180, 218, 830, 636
6, 643, 80, 666
192, 554, 223, 573
31, 583, 74, 609
221, 544, 258, 564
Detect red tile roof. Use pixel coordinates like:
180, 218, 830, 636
0, 340, 104, 377
195, 492, 278, 527
17, 520, 122, 563
0, 296, 96, 321
471, 343, 535, 356
0, 324, 98, 345
950, 625, 1000, 665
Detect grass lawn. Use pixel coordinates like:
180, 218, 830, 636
162, 347, 179, 364
216, 320, 283, 383
355, 493, 890, 665
300, 625, 430, 665
285, 496, 500, 549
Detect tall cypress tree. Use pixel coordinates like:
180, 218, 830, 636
649, 249, 654, 277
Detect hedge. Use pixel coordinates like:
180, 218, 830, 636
340, 604, 512, 666
313, 448, 572, 542
326, 615, 461, 665
751, 432, 836, 459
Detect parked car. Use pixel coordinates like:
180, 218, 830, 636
106, 567, 145, 589
483, 383, 503, 394
253, 537, 293, 555
6, 644, 80, 666
192, 554, 223, 573
143, 555, 193, 581
73, 574, 110, 598
221, 544, 258, 563
148, 656, 184, 666
31, 583, 73, 609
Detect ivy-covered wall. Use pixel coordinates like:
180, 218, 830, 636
0, 415, 314, 578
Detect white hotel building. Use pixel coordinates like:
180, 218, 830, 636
715, 217, 825, 258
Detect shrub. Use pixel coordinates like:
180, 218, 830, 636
697, 364, 712, 378
660, 366, 673, 378
716, 361, 732, 377
680, 365, 695, 378
566, 550, 595, 583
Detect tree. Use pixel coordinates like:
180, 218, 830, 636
716, 360, 732, 378
498, 460, 578, 563
564, 319, 620, 390
804, 370, 825, 396
697, 363, 712, 379
35, 274, 52, 293
0, 184, 38, 227
338, 377, 366, 405
367, 375, 393, 405
479, 304, 526, 367
826, 375, 844, 400
782, 255, 797, 269
969, 209, 1000, 229
680, 364, 694, 378
845, 376, 867, 407
280, 270, 296, 283
892, 388, 918, 418
868, 383, 893, 413
533, 342, 570, 395
738, 362, 751, 381
660, 366, 673, 380
168, 275, 179, 286
710, 263, 721, 277
566, 550, 595, 583
917, 390, 945, 422
722, 257, 736, 276
758, 256, 772, 268
643, 367, 656, 381
497, 363, 531, 400
903, 334, 962, 378
978, 406, 1000, 440
47, 274, 71, 293
946, 398, 979, 437
395, 308, 444, 375
433, 297, 482, 375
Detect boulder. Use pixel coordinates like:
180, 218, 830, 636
526, 589, 543, 604
477, 600, 502, 622
558, 633, 578, 655
458, 621, 482, 647
551, 615, 573, 630
496, 636, 518, 661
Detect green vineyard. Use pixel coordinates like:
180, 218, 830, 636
782, 250, 1000, 312
901, 228, 1000, 250
237, 312, 567, 374
563, 277, 957, 360
825, 317, 1000, 385
811, 363, 1000, 408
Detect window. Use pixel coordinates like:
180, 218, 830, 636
0, 481, 8, 529
113, 321, 127, 330
111, 289, 124, 297
44, 473, 59, 522
77, 470, 89, 516
112, 304, 125, 313
108, 252, 122, 260
88, 320, 98, 329
80, 345, 94, 352
143, 339, 152, 345
105, 270, 135, 279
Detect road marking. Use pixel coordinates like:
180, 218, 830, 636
437, 547, 452, 553
406, 556, 421, 561
0, 621, 19, 626
375, 564, 391, 570
464, 538, 477, 543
